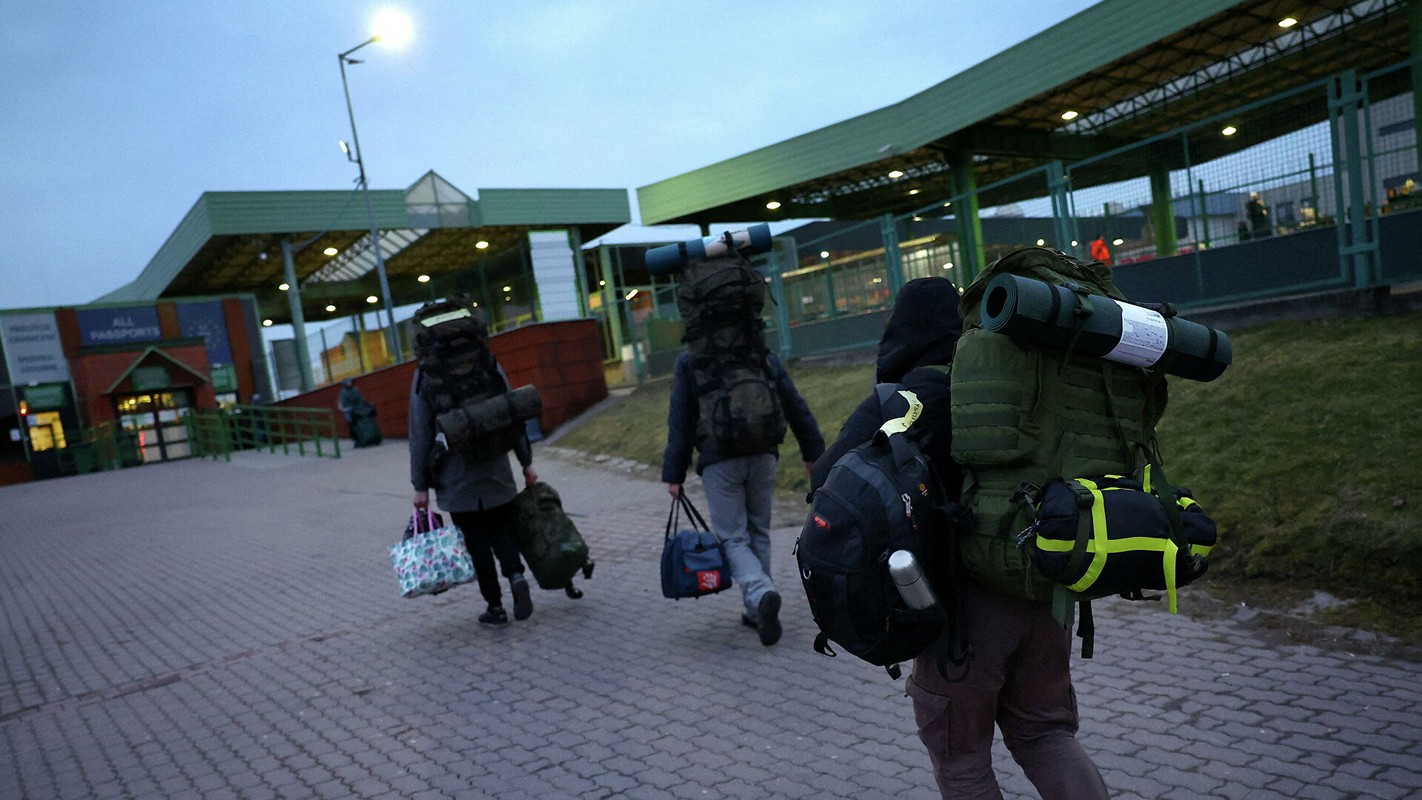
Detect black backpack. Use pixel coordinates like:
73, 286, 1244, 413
412, 295, 502, 414
795, 384, 967, 679
677, 256, 787, 457
412, 296, 528, 461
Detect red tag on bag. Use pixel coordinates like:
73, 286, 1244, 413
697, 570, 722, 592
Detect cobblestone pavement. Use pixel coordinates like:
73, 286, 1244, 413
2, 441, 1420, 800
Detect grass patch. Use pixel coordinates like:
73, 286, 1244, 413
558, 312, 1422, 640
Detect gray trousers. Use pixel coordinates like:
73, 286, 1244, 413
700, 454, 777, 618
906, 583, 1109, 800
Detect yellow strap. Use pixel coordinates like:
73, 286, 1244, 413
1066, 479, 1110, 593
878, 389, 923, 437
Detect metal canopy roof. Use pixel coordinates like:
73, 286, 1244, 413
98, 171, 630, 326
636, 0, 1412, 225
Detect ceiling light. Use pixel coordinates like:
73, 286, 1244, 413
1278, 16, 1298, 28
322, 246, 339, 256
625, 289, 639, 300
366, 295, 378, 304
262, 319, 273, 327
502, 285, 512, 292
325, 304, 336, 312
417, 274, 430, 283
1221, 125, 1238, 136
943, 201, 952, 207
888, 170, 905, 179
871, 277, 882, 284
598, 279, 606, 286
820, 251, 830, 259
1036, 238, 1046, 246
504, 296, 511, 301
475, 240, 490, 249
943, 262, 954, 270
471, 301, 478, 307
1061, 110, 1079, 121
913, 216, 923, 221
278, 283, 290, 291
765, 200, 782, 210
1070, 240, 1079, 247
908, 189, 920, 196
1112, 238, 1124, 246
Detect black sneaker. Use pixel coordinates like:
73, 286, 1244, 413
511, 574, 533, 621
757, 591, 782, 646
479, 606, 508, 626
741, 613, 759, 629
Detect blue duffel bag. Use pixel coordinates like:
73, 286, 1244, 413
660, 491, 733, 599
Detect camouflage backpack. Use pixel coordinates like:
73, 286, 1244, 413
676, 256, 787, 457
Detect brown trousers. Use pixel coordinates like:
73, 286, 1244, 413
906, 583, 1110, 800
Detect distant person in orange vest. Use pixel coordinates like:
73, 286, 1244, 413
1090, 234, 1112, 265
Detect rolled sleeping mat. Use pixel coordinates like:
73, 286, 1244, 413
644, 223, 773, 275
979, 273, 1232, 382
436, 384, 544, 447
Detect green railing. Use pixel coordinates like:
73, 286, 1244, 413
56, 421, 142, 474
188, 405, 343, 462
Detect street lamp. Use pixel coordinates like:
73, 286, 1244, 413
337, 11, 412, 361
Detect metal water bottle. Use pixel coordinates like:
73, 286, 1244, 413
888, 550, 939, 610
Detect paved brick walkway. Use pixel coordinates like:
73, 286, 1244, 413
1, 441, 1420, 799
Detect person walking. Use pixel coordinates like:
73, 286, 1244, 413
810, 276, 1110, 800
407, 297, 537, 626
660, 253, 824, 646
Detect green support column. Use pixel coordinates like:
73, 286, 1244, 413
1047, 161, 1074, 255
1329, 70, 1380, 288
597, 246, 624, 355
950, 153, 986, 284
768, 237, 795, 359
279, 237, 314, 392
880, 213, 905, 296
1147, 162, 1178, 257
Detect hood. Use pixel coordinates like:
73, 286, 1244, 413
875, 276, 964, 383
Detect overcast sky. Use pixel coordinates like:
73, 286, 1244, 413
0, 0, 1099, 311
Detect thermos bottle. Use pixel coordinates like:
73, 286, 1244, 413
888, 550, 939, 610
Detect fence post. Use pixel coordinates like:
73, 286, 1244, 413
1328, 70, 1380, 289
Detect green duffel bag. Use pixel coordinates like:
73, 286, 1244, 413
514, 482, 594, 597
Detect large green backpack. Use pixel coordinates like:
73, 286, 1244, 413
677, 256, 787, 457
950, 248, 1168, 604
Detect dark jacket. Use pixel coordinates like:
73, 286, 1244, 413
809, 276, 964, 497
661, 351, 825, 484
408, 363, 532, 512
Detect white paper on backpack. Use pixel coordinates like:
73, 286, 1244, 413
1106, 301, 1169, 368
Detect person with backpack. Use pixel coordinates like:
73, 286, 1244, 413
811, 275, 1110, 799
660, 255, 825, 647
407, 296, 538, 626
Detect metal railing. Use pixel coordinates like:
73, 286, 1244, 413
188, 405, 343, 462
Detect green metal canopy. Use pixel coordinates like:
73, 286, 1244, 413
637, 0, 1413, 225
98, 171, 630, 326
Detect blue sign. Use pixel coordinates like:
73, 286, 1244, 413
76, 306, 163, 347
176, 301, 234, 366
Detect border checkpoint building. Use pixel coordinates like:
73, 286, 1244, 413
2, 0, 1420, 484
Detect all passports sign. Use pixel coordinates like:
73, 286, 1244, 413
75, 306, 163, 347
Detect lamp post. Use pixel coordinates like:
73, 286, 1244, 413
339, 35, 403, 361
